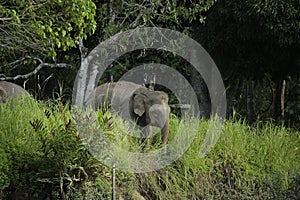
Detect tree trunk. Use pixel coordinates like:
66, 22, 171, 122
273, 78, 286, 121
246, 79, 256, 125
72, 38, 99, 108
189, 50, 211, 118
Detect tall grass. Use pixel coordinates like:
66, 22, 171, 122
0, 97, 299, 199
135, 119, 300, 199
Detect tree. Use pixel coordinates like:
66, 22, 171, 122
195, 0, 300, 122
0, 0, 97, 98
85, 0, 216, 46
0, 0, 96, 59
76, 0, 217, 117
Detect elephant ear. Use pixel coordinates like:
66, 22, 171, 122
133, 94, 146, 117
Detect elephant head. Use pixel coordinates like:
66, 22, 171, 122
94, 81, 170, 144
131, 87, 170, 144
0, 81, 28, 103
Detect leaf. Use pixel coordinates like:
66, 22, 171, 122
62, 30, 66, 37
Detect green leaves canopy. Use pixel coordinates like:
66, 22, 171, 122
0, 0, 97, 58
94, 0, 216, 39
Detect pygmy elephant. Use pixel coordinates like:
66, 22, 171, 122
0, 81, 28, 103
93, 81, 170, 144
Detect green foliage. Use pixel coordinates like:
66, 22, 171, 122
194, 0, 299, 124
0, 97, 110, 199
249, 0, 300, 45
136, 119, 300, 199
81, 0, 217, 88
196, 0, 300, 78
94, 0, 216, 39
0, 148, 10, 191
0, 0, 96, 58
0, 97, 299, 199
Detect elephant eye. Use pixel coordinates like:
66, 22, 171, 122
160, 94, 167, 101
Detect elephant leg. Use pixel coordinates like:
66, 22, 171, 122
161, 118, 170, 144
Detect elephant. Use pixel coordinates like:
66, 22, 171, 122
0, 81, 28, 103
92, 81, 170, 145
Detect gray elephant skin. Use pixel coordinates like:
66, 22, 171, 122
0, 81, 28, 103
93, 81, 170, 144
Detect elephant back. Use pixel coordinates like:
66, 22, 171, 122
0, 81, 28, 102
94, 81, 141, 112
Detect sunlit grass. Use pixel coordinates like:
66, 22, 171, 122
0, 97, 299, 199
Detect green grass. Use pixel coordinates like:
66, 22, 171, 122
0, 96, 299, 199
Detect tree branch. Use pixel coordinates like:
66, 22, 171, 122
0, 56, 71, 81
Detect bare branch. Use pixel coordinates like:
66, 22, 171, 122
0, 56, 71, 81
0, 17, 13, 21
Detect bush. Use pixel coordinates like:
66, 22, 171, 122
0, 97, 112, 199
